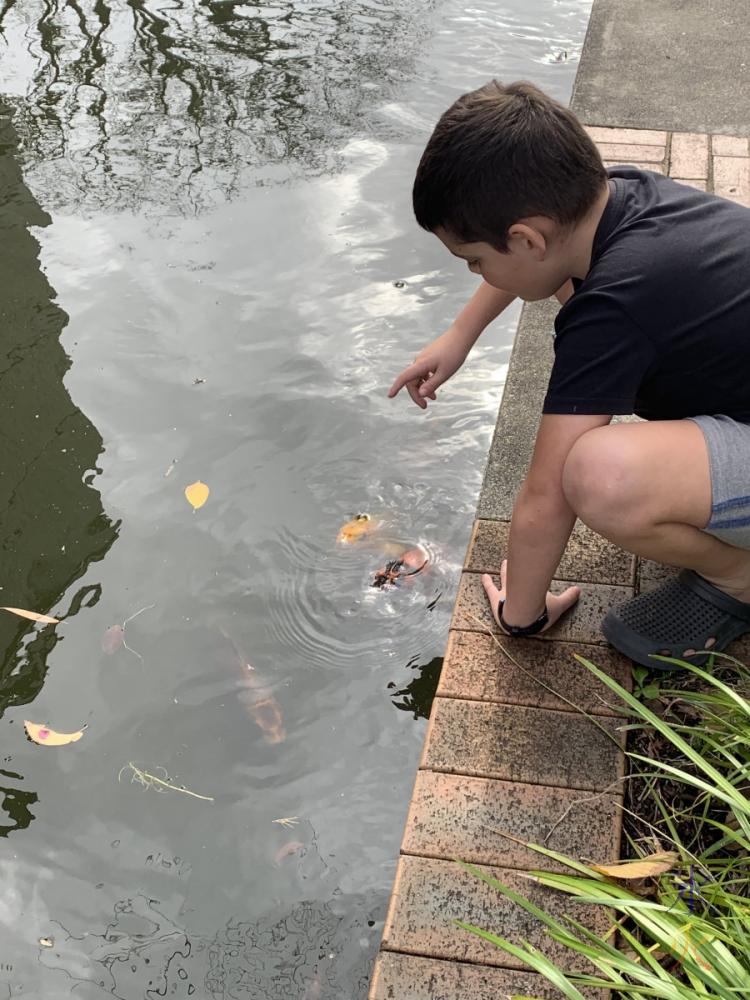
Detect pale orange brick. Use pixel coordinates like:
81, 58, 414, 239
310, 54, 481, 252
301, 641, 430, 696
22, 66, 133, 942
669, 132, 709, 178
585, 125, 667, 145
381, 855, 609, 972
604, 160, 665, 174
597, 142, 665, 162
402, 771, 621, 871
713, 156, 750, 207
711, 134, 749, 156
421, 697, 623, 791
369, 952, 590, 1000
671, 178, 707, 191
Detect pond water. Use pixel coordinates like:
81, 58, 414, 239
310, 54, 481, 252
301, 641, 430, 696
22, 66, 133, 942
0, 2, 590, 996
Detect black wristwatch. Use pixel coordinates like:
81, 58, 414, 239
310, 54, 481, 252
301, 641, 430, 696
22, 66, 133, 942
497, 600, 549, 637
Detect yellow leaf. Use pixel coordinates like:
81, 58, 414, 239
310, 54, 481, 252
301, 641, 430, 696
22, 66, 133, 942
591, 850, 678, 880
24, 720, 86, 746
185, 481, 210, 510
1, 607, 59, 624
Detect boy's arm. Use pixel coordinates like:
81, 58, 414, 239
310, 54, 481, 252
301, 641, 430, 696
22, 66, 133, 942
499, 412, 612, 626
451, 281, 516, 351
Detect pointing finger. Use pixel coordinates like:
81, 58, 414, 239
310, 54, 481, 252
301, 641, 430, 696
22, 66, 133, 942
388, 361, 428, 398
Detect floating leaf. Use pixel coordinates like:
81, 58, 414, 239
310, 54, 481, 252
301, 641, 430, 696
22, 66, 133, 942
1, 607, 59, 625
102, 604, 155, 660
102, 624, 125, 654
24, 721, 86, 746
590, 850, 677, 879
185, 481, 210, 510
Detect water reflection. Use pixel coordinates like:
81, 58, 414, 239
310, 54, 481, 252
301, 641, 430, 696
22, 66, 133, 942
0, 104, 118, 831
0, 0, 434, 211
388, 653, 441, 720
41, 890, 377, 998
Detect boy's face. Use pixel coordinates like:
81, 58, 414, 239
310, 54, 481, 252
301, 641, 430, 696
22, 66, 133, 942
435, 224, 569, 301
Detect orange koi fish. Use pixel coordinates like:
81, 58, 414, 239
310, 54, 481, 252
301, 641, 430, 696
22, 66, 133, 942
336, 512, 380, 544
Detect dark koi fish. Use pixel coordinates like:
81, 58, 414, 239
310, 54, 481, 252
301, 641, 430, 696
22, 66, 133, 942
371, 545, 429, 589
220, 628, 286, 744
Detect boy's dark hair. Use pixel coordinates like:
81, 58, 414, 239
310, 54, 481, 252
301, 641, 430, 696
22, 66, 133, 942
413, 80, 607, 251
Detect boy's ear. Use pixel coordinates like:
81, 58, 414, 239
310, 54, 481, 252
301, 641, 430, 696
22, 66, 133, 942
507, 221, 547, 258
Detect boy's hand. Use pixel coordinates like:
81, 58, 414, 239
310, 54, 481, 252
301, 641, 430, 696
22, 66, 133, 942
387, 326, 472, 409
481, 560, 581, 634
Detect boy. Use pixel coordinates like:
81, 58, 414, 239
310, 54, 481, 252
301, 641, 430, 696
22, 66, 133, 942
388, 80, 750, 669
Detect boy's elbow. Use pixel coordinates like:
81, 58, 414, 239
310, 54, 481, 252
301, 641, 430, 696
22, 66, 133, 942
517, 478, 572, 515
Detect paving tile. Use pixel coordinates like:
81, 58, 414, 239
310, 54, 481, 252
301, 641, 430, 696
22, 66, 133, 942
464, 518, 634, 586
671, 177, 707, 191
421, 697, 623, 792
712, 134, 749, 156
368, 951, 594, 1000
636, 559, 677, 595
381, 855, 607, 973
668, 132, 709, 178
713, 155, 750, 206
439, 629, 631, 715
585, 125, 667, 145
596, 142, 665, 163
603, 160, 664, 174
451, 571, 632, 645
402, 770, 622, 871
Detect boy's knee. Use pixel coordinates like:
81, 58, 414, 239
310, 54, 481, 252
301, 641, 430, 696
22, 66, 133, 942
562, 429, 643, 527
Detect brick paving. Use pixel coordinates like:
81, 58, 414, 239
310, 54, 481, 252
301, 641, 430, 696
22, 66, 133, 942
367, 125, 750, 998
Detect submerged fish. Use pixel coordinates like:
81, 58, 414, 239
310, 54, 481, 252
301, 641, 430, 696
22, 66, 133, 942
274, 840, 305, 865
302, 968, 323, 1000
336, 512, 380, 544
220, 629, 286, 744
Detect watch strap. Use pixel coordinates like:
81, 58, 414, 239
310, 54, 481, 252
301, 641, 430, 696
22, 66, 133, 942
497, 600, 549, 637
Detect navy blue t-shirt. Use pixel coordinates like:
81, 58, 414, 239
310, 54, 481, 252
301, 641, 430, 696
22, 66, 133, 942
543, 167, 750, 421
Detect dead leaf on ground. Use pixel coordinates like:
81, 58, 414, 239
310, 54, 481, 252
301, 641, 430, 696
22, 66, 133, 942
1, 607, 59, 625
185, 481, 210, 510
591, 850, 678, 879
24, 721, 87, 746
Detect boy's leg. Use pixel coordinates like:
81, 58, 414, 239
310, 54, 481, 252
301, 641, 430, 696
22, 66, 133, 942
560, 417, 750, 664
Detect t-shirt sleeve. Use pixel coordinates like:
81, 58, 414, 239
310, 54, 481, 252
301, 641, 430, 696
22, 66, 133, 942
543, 293, 655, 415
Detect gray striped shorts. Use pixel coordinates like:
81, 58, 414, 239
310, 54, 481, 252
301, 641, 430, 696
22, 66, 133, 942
689, 414, 750, 550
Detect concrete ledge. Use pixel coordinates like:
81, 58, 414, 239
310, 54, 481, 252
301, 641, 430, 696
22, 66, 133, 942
572, 0, 750, 135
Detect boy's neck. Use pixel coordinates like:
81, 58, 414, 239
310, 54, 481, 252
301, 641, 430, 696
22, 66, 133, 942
565, 180, 613, 281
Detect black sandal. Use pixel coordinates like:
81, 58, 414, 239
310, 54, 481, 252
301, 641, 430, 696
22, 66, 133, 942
601, 569, 750, 670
